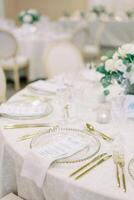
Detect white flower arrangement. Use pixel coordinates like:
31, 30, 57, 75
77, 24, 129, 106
97, 43, 134, 95
18, 9, 40, 24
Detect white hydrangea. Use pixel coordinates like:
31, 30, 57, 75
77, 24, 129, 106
23, 15, 33, 23
118, 43, 134, 57
114, 59, 126, 72
105, 59, 115, 71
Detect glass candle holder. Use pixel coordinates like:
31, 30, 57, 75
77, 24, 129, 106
96, 103, 111, 124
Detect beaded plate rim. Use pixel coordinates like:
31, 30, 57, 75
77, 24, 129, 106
30, 127, 101, 164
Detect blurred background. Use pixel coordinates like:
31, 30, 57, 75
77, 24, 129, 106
0, 0, 134, 98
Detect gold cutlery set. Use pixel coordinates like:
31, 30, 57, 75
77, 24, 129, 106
70, 153, 112, 180
4, 122, 113, 142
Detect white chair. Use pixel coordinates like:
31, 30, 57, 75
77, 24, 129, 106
0, 30, 29, 91
72, 20, 106, 61
0, 193, 23, 200
43, 41, 84, 79
0, 67, 6, 102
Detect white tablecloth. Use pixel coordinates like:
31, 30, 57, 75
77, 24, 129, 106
75, 19, 134, 47
59, 18, 134, 47
14, 24, 72, 81
95, 20, 134, 47
0, 75, 134, 200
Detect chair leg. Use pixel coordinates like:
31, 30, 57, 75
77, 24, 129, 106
13, 69, 20, 91
26, 65, 29, 83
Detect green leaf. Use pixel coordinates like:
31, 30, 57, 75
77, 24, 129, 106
127, 65, 132, 72
103, 89, 110, 96
96, 65, 107, 74
105, 50, 115, 59
101, 76, 112, 88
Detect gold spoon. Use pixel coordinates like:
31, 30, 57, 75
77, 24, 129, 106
86, 123, 113, 142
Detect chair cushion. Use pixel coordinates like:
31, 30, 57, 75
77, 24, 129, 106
0, 55, 28, 70
0, 193, 23, 200
82, 45, 99, 56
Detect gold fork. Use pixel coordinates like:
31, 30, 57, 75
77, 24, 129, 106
113, 152, 126, 192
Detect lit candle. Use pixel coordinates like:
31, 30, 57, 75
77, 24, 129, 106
96, 104, 110, 124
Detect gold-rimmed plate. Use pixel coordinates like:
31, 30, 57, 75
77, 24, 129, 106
30, 128, 101, 164
0, 100, 53, 120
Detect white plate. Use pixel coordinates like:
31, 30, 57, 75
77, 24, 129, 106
30, 128, 101, 164
0, 100, 53, 120
28, 85, 56, 96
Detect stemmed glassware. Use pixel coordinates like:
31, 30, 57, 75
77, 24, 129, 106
55, 72, 91, 126
111, 94, 127, 155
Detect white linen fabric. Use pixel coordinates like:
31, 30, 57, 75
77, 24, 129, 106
29, 80, 66, 93
14, 24, 72, 81
21, 135, 89, 188
88, 20, 134, 47
0, 73, 134, 200
21, 151, 53, 188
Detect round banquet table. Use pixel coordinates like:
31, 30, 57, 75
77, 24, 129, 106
0, 75, 134, 200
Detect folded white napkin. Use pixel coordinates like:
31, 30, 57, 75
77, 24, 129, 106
0, 100, 47, 117
30, 80, 66, 93
21, 135, 89, 187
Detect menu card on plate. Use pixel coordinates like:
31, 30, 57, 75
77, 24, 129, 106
21, 135, 88, 187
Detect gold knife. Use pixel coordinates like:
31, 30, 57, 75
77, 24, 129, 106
122, 169, 126, 192
113, 152, 120, 188
75, 155, 112, 180
70, 153, 107, 177
4, 123, 55, 129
